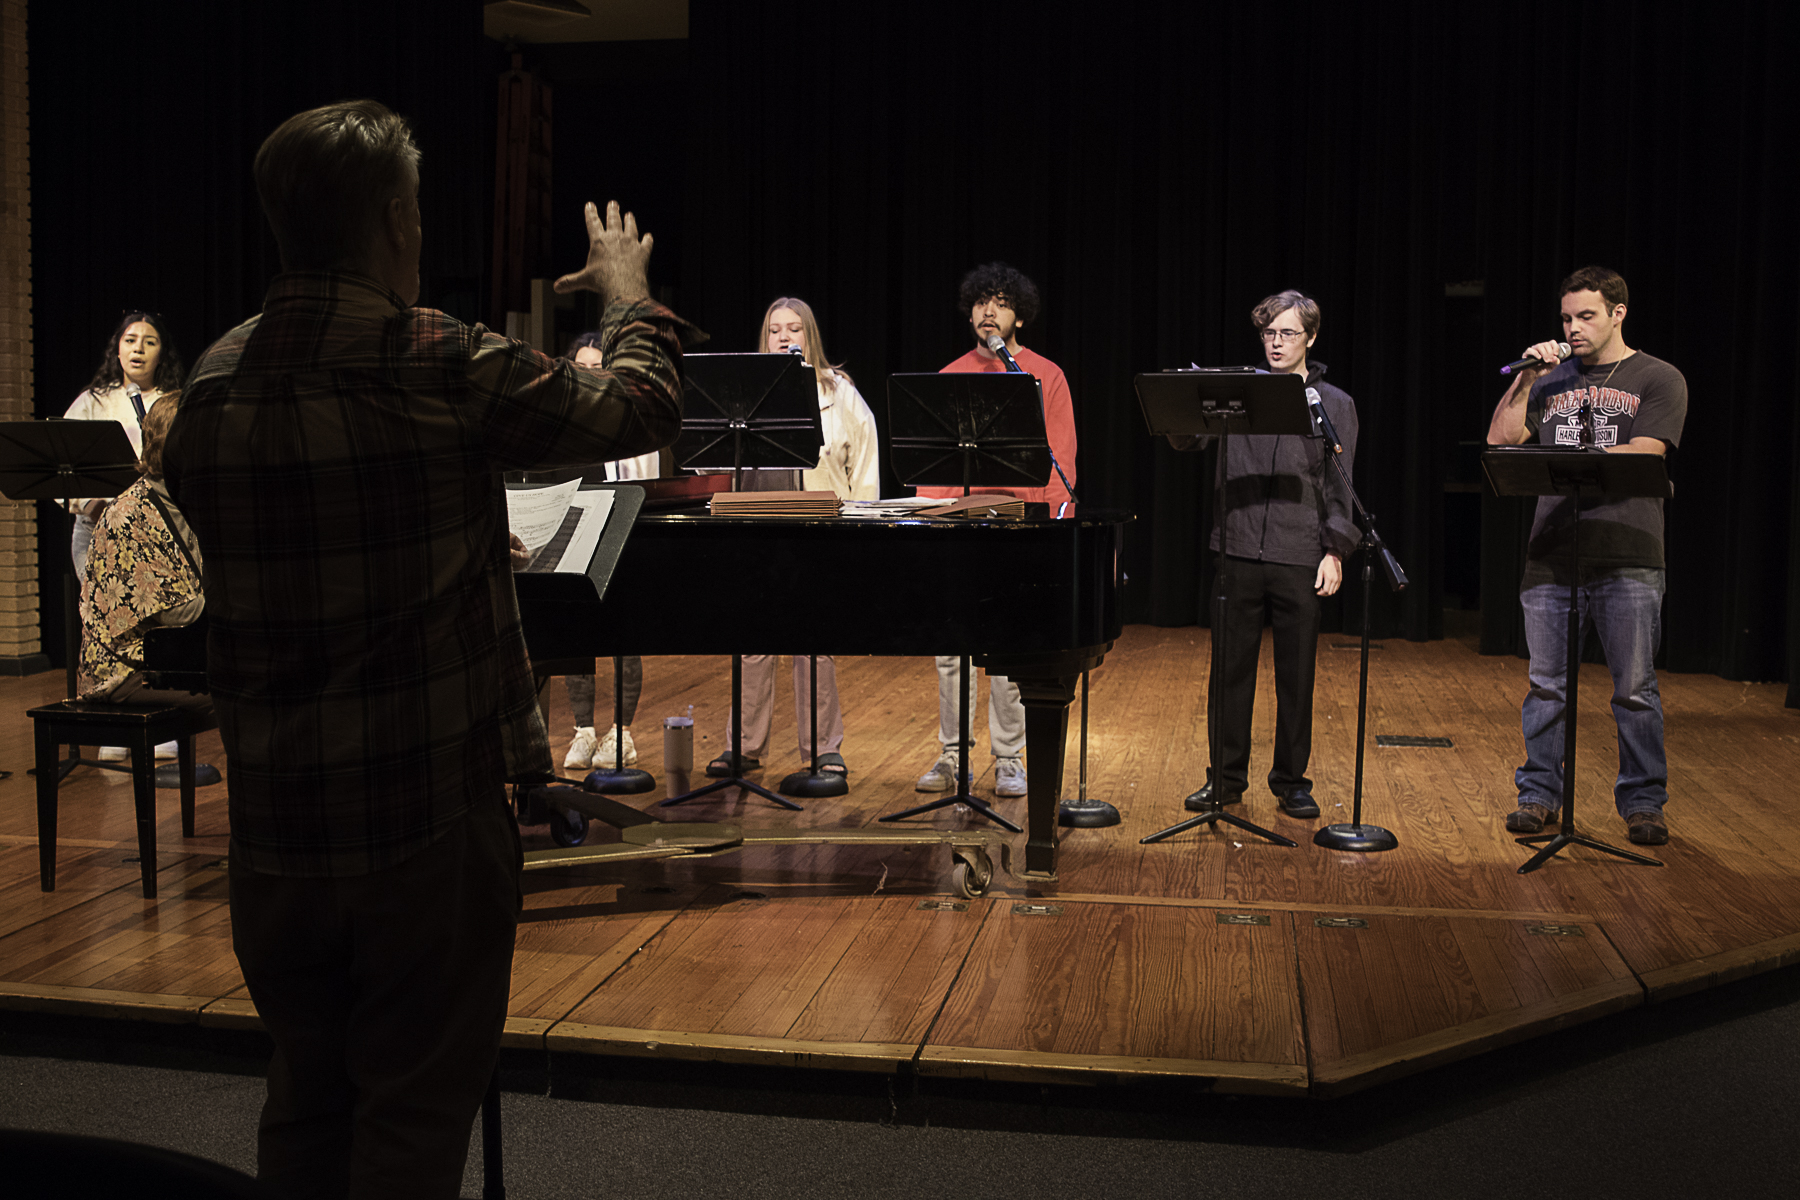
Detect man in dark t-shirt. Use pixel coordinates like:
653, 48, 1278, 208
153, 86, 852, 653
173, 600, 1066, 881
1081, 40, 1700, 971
1486, 266, 1688, 846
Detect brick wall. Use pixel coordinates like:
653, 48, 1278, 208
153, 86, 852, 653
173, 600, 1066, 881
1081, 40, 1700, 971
0, 0, 45, 673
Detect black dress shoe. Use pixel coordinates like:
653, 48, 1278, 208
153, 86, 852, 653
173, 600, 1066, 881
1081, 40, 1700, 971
1277, 788, 1320, 819
1184, 782, 1244, 811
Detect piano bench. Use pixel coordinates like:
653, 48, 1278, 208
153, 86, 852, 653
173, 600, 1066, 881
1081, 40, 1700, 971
28, 701, 221, 900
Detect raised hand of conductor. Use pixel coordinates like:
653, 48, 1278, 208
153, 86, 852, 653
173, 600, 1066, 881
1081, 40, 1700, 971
553, 199, 653, 306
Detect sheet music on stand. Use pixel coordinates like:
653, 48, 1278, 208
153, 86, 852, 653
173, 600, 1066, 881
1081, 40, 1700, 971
503, 479, 643, 604
507, 480, 615, 574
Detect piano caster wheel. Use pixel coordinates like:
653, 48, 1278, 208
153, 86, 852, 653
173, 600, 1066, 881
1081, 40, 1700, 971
549, 808, 589, 848
952, 849, 993, 899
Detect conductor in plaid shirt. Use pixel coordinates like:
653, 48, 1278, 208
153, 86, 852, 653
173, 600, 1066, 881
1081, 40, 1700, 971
164, 99, 696, 1197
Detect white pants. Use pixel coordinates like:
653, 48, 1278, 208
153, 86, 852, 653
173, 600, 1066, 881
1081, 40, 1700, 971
935, 655, 1025, 759
730, 654, 845, 761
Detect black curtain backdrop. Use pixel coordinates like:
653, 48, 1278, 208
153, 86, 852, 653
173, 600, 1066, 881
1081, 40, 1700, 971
26, 2, 1800, 707
676, 0, 1800, 705
28, 0, 493, 663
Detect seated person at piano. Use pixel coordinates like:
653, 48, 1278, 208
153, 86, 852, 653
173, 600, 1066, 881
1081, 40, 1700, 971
708, 297, 879, 780
559, 331, 655, 770
77, 391, 209, 717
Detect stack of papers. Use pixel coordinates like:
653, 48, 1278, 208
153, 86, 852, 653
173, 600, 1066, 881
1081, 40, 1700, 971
915, 494, 1027, 518
709, 490, 842, 517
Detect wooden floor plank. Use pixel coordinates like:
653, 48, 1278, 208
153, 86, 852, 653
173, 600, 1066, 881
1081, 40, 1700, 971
1300, 912, 1641, 1093
925, 901, 1304, 1078
559, 893, 987, 1055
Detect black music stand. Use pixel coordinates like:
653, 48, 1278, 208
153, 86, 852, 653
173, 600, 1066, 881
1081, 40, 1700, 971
1133, 371, 1311, 849
1481, 446, 1669, 873
876, 371, 1050, 833
0, 420, 220, 786
536, 484, 657, 797
509, 483, 652, 841
671, 352, 824, 491
887, 370, 1051, 498
662, 354, 823, 812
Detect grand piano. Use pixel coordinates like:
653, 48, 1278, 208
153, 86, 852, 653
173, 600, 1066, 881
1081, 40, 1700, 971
147, 501, 1130, 882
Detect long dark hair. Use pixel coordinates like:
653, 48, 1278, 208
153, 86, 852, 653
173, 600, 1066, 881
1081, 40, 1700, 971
86, 311, 185, 394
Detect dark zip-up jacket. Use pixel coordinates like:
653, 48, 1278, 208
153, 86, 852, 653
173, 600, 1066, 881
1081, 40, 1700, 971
1171, 361, 1360, 567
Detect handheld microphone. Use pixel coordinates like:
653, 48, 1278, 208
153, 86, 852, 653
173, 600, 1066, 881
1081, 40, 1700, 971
985, 333, 1024, 373
1306, 386, 1342, 454
125, 382, 146, 423
1499, 343, 1571, 376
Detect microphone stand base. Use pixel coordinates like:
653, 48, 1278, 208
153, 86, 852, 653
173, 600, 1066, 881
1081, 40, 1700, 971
778, 769, 849, 799
1057, 797, 1120, 828
583, 766, 657, 795
155, 763, 222, 789
1313, 822, 1399, 853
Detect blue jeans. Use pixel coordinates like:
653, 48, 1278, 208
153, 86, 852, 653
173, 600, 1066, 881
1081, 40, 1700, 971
1517, 571, 1667, 818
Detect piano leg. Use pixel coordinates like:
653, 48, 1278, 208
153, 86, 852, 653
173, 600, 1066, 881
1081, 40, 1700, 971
1012, 673, 1080, 882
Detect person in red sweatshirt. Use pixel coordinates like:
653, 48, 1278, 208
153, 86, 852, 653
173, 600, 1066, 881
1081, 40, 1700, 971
914, 262, 1077, 800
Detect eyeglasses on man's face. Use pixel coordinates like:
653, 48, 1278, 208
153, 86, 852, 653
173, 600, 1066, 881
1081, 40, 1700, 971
1260, 328, 1306, 343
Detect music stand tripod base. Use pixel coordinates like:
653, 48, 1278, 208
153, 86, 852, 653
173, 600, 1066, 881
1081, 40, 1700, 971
1514, 829, 1662, 873
880, 791, 1022, 833
1314, 822, 1398, 852
877, 654, 1021, 833
661, 775, 803, 811
1140, 800, 1297, 848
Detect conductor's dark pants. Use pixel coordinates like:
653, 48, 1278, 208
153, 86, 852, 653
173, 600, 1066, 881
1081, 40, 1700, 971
230, 793, 522, 1200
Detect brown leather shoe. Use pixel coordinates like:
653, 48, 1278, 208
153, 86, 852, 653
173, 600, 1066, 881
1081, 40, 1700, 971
1626, 811, 1669, 845
1505, 803, 1554, 834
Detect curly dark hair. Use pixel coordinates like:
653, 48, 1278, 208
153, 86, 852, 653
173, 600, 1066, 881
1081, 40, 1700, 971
957, 262, 1041, 327
86, 311, 185, 394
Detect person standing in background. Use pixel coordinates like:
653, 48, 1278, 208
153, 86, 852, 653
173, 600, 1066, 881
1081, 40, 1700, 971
913, 263, 1077, 801
708, 296, 878, 781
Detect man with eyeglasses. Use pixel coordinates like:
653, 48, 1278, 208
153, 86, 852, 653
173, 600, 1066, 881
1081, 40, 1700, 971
1173, 289, 1358, 821
1486, 265, 1688, 847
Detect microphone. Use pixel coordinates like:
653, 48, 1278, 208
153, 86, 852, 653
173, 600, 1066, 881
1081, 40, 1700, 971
1499, 343, 1571, 376
125, 382, 146, 423
985, 333, 1024, 373
1306, 386, 1342, 454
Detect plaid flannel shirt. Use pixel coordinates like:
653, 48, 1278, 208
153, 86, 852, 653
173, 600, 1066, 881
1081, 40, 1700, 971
165, 272, 693, 877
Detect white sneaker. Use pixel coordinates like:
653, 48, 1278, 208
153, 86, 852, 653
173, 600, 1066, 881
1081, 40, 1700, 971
563, 725, 598, 770
916, 751, 961, 792
593, 725, 638, 768
155, 740, 179, 760
993, 756, 1028, 797
96, 745, 128, 762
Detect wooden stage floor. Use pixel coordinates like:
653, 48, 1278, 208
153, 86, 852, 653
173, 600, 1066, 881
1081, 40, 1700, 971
4, 627, 1799, 1097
